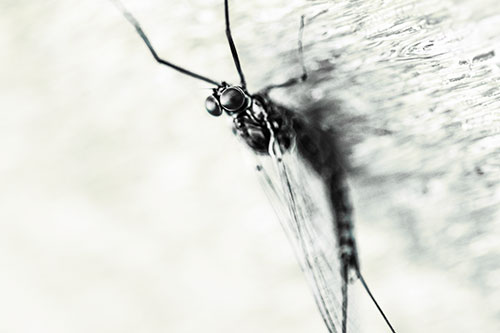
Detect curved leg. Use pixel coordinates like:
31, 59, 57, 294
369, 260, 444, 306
264, 15, 308, 93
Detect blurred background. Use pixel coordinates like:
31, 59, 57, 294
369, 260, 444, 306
1, 0, 499, 332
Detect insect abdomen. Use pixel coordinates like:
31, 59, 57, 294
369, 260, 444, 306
292, 114, 360, 273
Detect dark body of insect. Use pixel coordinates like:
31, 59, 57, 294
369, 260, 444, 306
207, 83, 360, 280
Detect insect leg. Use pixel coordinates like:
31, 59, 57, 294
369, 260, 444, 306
263, 15, 308, 93
330, 174, 397, 332
357, 271, 397, 333
298, 15, 308, 82
330, 173, 398, 332
110, 0, 221, 86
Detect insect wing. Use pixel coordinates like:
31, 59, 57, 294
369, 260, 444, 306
255, 149, 358, 333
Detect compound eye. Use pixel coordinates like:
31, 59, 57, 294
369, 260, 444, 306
220, 87, 246, 112
205, 95, 222, 116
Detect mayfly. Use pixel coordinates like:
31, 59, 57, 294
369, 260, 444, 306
111, 1, 398, 332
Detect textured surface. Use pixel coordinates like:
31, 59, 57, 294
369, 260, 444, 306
264, 1, 500, 332
1, 0, 499, 332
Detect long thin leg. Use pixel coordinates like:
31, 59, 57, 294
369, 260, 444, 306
263, 15, 308, 92
298, 15, 308, 82
358, 271, 397, 333
224, 0, 247, 88
111, 0, 221, 86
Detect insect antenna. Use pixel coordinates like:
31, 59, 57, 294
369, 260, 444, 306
110, 0, 221, 86
358, 271, 397, 333
224, 0, 247, 88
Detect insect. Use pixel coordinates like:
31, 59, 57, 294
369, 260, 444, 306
111, 1, 398, 332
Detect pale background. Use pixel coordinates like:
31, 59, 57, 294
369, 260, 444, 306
1, 0, 499, 333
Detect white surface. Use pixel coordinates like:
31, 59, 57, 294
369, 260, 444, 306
1, 1, 324, 332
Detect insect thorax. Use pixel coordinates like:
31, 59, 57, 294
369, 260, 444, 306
232, 94, 294, 155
